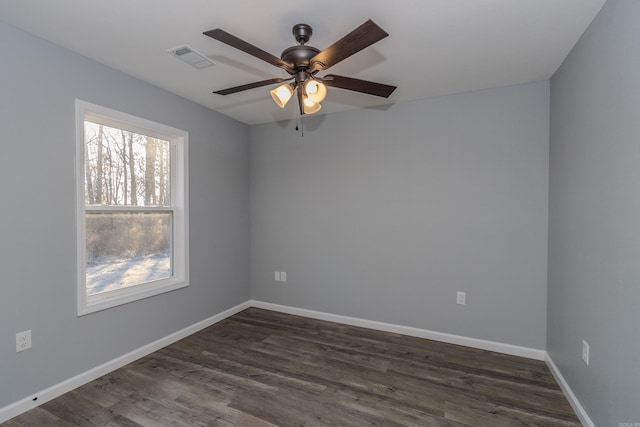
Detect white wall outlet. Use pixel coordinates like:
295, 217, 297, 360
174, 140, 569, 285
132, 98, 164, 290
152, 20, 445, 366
275, 271, 281, 281
281, 272, 286, 282
582, 340, 590, 365
16, 330, 32, 352
456, 292, 466, 305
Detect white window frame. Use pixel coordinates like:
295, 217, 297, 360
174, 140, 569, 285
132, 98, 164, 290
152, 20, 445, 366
75, 100, 189, 315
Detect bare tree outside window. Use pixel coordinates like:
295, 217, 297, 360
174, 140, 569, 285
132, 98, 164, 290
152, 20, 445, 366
84, 121, 172, 295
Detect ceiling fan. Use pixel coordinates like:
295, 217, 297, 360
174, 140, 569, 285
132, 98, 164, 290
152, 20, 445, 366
203, 19, 397, 115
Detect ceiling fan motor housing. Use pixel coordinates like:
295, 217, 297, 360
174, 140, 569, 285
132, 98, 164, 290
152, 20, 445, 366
281, 45, 320, 71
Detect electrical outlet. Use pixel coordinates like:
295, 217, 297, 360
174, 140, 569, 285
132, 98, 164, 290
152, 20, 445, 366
582, 340, 590, 365
275, 271, 281, 281
456, 292, 466, 305
281, 272, 286, 282
16, 330, 32, 352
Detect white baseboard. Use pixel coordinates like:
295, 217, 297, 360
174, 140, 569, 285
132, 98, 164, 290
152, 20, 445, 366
0, 300, 251, 424
545, 353, 594, 427
249, 300, 546, 361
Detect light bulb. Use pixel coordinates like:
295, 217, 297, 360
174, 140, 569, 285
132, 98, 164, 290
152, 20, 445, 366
270, 84, 294, 108
304, 79, 327, 104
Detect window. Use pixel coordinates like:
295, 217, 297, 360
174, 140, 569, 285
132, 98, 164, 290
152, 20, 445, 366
76, 100, 188, 315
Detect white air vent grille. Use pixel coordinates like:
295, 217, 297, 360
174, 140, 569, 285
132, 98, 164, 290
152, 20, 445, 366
169, 45, 215, 69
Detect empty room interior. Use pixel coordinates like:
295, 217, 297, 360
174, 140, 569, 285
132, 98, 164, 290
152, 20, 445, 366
1, 0, 639, 425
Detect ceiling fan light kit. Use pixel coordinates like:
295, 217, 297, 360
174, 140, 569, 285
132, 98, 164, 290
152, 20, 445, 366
204, 19, 396, 116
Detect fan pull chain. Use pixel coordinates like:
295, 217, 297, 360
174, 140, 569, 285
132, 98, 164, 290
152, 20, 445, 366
295, 114, 304, 138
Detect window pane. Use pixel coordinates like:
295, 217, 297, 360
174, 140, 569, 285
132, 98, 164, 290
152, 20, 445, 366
84, 121, 171, 207
86, 212, 172, 295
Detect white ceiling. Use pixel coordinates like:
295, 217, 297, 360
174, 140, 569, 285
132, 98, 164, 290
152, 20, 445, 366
1, 0, 605, 125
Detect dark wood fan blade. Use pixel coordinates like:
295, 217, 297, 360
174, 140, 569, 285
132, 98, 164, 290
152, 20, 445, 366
310, 20, 389, 72
213, 78, 291, 95
204, 28, 294, 72
322, 74, 396, 98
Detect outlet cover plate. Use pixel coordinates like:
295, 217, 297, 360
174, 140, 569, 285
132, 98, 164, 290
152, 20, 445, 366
16, 330, 32, 352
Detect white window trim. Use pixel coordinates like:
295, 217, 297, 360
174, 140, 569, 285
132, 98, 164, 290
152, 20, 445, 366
75, 100, 189, 316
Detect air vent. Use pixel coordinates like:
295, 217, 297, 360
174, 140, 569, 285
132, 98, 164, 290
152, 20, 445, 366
169, 45, 215, 69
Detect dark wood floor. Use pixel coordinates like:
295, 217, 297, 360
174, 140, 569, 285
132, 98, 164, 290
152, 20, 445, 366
4, 308, 580, 426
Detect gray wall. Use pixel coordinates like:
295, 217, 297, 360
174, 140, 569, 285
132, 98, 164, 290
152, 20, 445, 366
0, 22, 250, 408
250, 81, 550, 349
548, 0, 640, 424
12, 1, 640, 420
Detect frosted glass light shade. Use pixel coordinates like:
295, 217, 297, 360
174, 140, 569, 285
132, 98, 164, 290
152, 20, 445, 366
303, 96, 321, 114
304, 79, 327, 104
270, 84, 294, 108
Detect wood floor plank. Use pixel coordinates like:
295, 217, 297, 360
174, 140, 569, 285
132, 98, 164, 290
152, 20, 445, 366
39, 391, 115, 426
443, 399, 582, 427
4, 308, 580, 426
2, 406, 75, 427
102, 414, 145, 427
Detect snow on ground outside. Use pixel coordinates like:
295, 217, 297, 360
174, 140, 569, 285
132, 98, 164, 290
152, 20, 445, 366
87, 253, 170, 295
